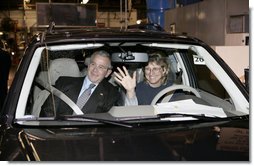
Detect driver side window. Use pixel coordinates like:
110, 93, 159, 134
184, 50, 229, 99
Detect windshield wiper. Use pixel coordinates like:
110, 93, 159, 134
157, 113, 227, 121
15, 114, 133, 128
58, 114, 133, 128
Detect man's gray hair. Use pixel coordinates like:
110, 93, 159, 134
91, 50, 112, 69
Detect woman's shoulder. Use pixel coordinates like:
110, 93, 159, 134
136, 81, 148, 88
165, 79, 174, 86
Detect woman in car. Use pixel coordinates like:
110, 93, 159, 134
114, 53, 174, 105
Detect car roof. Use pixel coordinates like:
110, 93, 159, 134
34, 27, 203, 46
127, 23, 165, 32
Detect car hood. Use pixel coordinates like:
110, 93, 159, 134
4, 120, 249, 161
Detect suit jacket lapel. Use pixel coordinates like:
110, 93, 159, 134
63, 77, 84, 103
82, 79, 107, 113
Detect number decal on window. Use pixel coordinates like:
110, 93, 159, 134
193, 55, 205, 65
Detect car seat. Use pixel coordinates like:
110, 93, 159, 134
32, 58, 81, 117
49, 58, 81, 85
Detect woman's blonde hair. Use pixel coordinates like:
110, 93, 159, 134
143, 53, 170, 85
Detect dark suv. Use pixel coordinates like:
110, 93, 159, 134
0, 27, 249, 161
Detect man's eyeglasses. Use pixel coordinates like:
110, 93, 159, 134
89, 62, 110, 72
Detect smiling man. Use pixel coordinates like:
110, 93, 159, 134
42, 50, 121, 116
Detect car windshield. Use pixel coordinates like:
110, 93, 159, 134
14, 41, 249, 126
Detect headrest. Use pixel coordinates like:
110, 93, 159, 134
49, 58, 80, 85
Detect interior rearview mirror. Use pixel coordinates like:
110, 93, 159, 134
111, 52, 148, 63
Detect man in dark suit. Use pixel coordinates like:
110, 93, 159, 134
42, 50, 121, 116
0, 48, 11, 110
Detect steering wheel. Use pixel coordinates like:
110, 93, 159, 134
151, 85, 201, 105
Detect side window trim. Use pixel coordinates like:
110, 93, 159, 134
15, 47, 45, 118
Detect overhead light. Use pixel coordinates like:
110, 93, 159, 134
136, 20, 142, 24
81, 0, 89, 4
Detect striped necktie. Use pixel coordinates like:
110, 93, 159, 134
76, 84, 95, 109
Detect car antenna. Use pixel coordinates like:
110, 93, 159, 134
40, 22, 55, 43
47, 21, 55, 34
